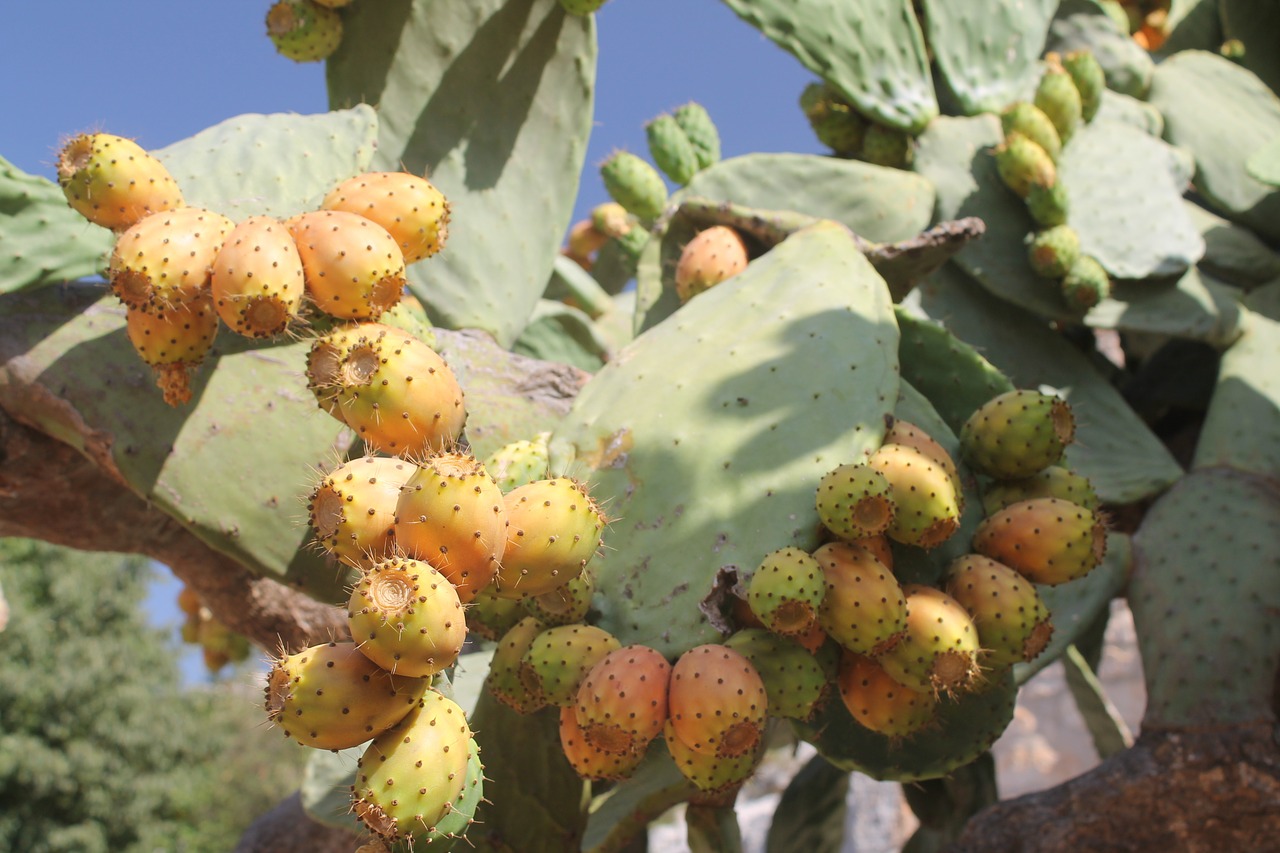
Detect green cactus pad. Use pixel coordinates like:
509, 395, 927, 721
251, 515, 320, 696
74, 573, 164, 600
722, 0, 937, 133
1131, 468, 1280, 727
1093, 90, 1164, 137
1148, 50, 1280, 243
327, 0, 596, 347
1218, 0, 1280, 100
154, 107, 378, 220
513, 299, 611, 372
0, 156, 113, 295
923, 0, 1058, 116
1047, 0, 1154, 99
1184, 201, 1280, 288
548, 222, 899, 658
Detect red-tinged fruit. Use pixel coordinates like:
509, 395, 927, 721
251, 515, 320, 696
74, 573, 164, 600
210, 215, 305, 337
57, 132, 183, 231
972, 497, 1107, 585
347, 557, 466, 677
494, 478, 605, 600
266, 0, 342, 63
575, 644, 671, 755
837, 651, 937, 739
309, 455, 416, 569
288, 210, 406, 320
109, 207, 234, 310
814, 540, 907, 656
877, 585, 982, 696
664, 719, 762, 794
125, 292, 219, 406
322, 171, 451, 264
668, 644, 768, 758
815, 462, 896, 542
945, 554, 1053, 670
559, 705, 645, 782
747, 547, 826, 637
674, 225, 749, 302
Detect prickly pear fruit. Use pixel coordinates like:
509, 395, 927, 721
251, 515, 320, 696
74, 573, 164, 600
995, 132, 1057, 199
674, 226, 750, 302
1027, 224, 1081, 279
559, 705, 645, 782
799, 82, 866, 156
321, 171, 450, 264
664, 719, 763, 794
288, 210, 406, 320
980, 465, 1099, 515
125, 292, 219, 406
309, 455, 416, 569
564, 219, 606, 269
394, 451, 506, 603
464, 585, 526, 641
523, 569, 596, 626
109, 207, 234, 310
814, 541, 907, 656
883, 419, 962, 494
747, 547, 827, 638
266, 0, 342, 63
487, 616, 549, 714
1001, 102, 1062, 162
415, 741, 484, 848
854, 533, 894, 572
1061, 254, 1112, 310
945, 555, 1053, 670
668, 644, 768, 759
672, 102, 721, 171
859, 123, 913, 169
600, 151, 668, 223
972, 497, 1107, 585
816, 463, 896, 542
56, 133, 183, 231
494, 478, 605, 600
560, 0, 610, 15
724, 629, 829, 721
351, 691, 473, 845
646, 114, 700, 186
877, 585, 982, 696
1062, 50, 1105, 123
265, 641, 428, 750
347, 557, 466, 677
591, 202, 633, 240
313, 323, 467, 458
575, 644, 672, 755
868, 443, 963, 549
837, 651, 937, 739
1026, 180, 1070, 228
210, 215, 305, 338
483, 432, 550, 492
519, 624, 621, 707
1035, 55, 1084, 143
959, 389, 1075, 480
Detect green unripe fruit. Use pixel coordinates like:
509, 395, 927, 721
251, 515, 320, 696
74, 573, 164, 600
960, 389, 1076, 480
519, 624, 621, 707
415, 741, 484, 846
816, 463, 896, 541
523, 569, 596, 626
347, 557, 466, 678
487, 616, 549, 714
664, 719, 762, 794
1061, 254, 1112, 310
747, 547, 826, 638
995, 132, 1057, 199
724, 629, 829, 721
973, 497, 1108, 586
814, 541, 907, 656
465, 584, 526, 641
877, 585, 982, 696
646, 114, 700, 186
859, 123, 913, 169
672, 102, 721, 170
484, 432, 550, 491
613, 223, 650, 262
1063, 50, 1106, 123
1027, 224, 1081, 279
1026, 181, 1070, 228
945, 555, 1053, 670
837, 651, 937, 739
981, 465, 1099, 515
799, 82, 866, 156
1035, 56, 1084, 144
266, 0, 342, 63
600, 151, 668, 223
1001, 102, 1062, 162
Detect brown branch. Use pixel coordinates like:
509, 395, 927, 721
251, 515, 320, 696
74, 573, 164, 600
232, 792, 363, 853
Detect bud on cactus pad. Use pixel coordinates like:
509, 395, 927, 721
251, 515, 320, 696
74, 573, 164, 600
799, 82, 866, 156
288, 210, 406, 320
945, 555, 1053, 670
868, 443, 963, 549
347, 557, 466, 677
747, 547, 827, 638
109, 207, 234, 310
523, 569, 596, 626
313, 323, 467, 457
959, 389, 1076, 480
575, 644, 672, 755
1000, 102, 1062, 162
322, 171, 451, 264
494, 478, 605, 600
265, 641, 428, 750
814, 540, 907, 656
1062, 50, 1105, 123
672, 102, 721, 171
351, 690, 473, 845
1035, 55, 1084, 143
664, 719, 763, 794
668, 644, 768, 759
558, 705, 645, 782
266, 0, 343, 63
210, 215, 305, 338
519, 624, 621, 707
646, 114, 700, 186
1061, 254, 1112, 311
487, 616, 549, 714
483, 432, 550, 492
859, 123, 913, 169
1026, 180, 1070, 228
980, 465, 1099, 516
994, 132, 1057, 199
972, 497, 1107, 586
816, 463, 896, 542
600, 151, 668, 223
125, 292, 219, 406
394, 451, 506, 603
837, 651, 937, 739
724, 629, 830, 721
57, 133, 184, 231
1027, 224, 1081, 279
674, 226, 750, 303
877, 585, 982, 696
309, 455, 416, 569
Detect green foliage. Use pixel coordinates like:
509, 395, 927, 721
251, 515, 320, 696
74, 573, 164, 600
0, 538, 304, 852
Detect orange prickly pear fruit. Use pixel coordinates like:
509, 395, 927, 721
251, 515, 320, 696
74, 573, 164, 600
57, 132, 183, 231
125, 291, 219, 406
210, 215, 306, 338
575, 644, 671, 756
674, 226, 749, 302
668, 644, 769, 759
322, 171, 451, 264
837, 651, 937, 738
109, 207, 234, 310
288, 210, 406, 320
493, 478, 606, 601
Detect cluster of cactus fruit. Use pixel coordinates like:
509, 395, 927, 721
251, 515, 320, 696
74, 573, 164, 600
800, 81, 915, 169
176, 585, 252, 672
55, 131, 449, 405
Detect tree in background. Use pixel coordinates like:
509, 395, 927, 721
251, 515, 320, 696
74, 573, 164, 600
0, 537, 306, 853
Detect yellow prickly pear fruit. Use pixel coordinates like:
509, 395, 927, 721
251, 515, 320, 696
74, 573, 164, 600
959, 389, 1075, 480
210, 215, 306, 338
868, 443, 963, 549
814, 541, 907, 656
674, 226, 749, 302
288, 210, 406, 320
877, 585, 982, 696
56, 132, 183, 231
347, 557, 466, 677
125, 292, 219, 406
109, 208, 234, 310
322, 171, 451, 264
309, 455, 416, 570
493, 478, 606, 600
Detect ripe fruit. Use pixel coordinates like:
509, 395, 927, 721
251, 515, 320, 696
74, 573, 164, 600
347, 557, 466, 677
109, 207, 234, 310
56, 132, 183, 231
558, 705, 645, 782
960, 390, 1075, 480
868, 443, 963, 549
815, 463, 896, 542
674, 226, 749, 302
814, 540, 907, 656
288, 210, 406, 320
125, 292, 219, 406
494, 478, 605, 600
668, 644, 768, 758
837, 652, 936, 738
487, 616, 549, 714
266, 0, 343, 63
945, 554, 1053, 670
322, 171, 451, 264
877, 585, 982, 696
210, 215, 306, 338
972, 497, 1107, 586
575, 645, 671, 756
664, 719, 763, 794
309, 455, 416, 569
